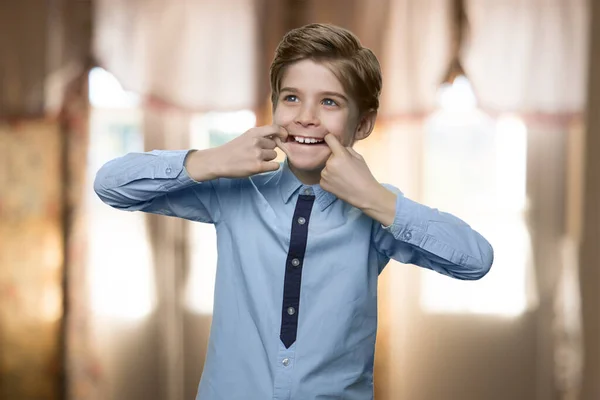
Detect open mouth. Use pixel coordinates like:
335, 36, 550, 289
288, 135, 326, 145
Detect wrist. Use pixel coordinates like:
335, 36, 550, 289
185, 148, 222, 182
357, 182, 387, 209
358, 184, 397, 227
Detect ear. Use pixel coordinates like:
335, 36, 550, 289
354, 110, 377, 141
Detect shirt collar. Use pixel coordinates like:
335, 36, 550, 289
278, 159, 337, 211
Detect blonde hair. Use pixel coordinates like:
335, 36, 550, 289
269, 23, 382, 115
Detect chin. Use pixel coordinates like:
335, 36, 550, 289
286, 153, 328, 175
285, 142, 330, 169
288, 159, 326, 173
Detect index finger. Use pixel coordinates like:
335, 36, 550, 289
324, 134, 347, 156
253, 124, 288, 140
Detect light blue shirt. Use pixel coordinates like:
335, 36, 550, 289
94, 149, 494, 400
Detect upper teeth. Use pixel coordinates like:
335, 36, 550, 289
294, 136, 323, 144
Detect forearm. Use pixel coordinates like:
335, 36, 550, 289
378, 192, 494, 280
184, 148, 224, 182
94, 150, 198, 209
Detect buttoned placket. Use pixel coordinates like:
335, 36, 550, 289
273, 189, 315, 399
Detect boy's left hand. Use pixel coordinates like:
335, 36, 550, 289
320, 134, 382, 210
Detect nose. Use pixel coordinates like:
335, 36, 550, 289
294, 103, 320, 128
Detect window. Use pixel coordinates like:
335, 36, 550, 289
86, 67, 156, 320
185, 111, 256, 314
419, 77, 536, 316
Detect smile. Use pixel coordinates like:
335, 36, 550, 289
290, 135, 325, 144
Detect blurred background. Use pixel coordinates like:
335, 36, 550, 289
1, 0, 599, 399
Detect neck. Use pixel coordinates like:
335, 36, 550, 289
288, 162, 323, 185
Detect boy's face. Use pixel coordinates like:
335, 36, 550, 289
273, 59, 373, 177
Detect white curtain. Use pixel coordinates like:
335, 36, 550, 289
93, 0, 257, 111
379, 0, 452, 117
464, 0, 589, 114
377, 1, 588, 399
379, 0, 589, 117
90, 1, 590, 398
93, 0, 588, 116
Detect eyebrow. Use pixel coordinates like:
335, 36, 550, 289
280, 87, 349, 102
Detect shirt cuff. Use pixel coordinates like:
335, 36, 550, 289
150, 149, 199, 190
381, 193, 466, 266
382, 193, 427, 247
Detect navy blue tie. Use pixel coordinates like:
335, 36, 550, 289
280, 194, 315, 348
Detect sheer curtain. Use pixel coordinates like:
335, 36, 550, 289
464, 1, 588, 398
93, 0, 257, 111
464, 0, 588, 114
92, 2, 258, 399
376, 0, 588, 398
90, 1, 589, 398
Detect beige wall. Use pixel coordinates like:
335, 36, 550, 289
580, 0, 600, 397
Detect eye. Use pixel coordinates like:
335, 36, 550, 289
322, 98, 338, 107
283, 95, 298, 102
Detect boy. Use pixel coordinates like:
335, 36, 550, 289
95, 23, 493, 400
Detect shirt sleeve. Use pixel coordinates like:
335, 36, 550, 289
93, 149, 224, 223
371, 184, 494, 280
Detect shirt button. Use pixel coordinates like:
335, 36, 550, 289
291, 258, 300, 267
304, 188, 311, 195
297, 217, 306, 225
165, 167, 172, 174
404, 231, 412, 240
287, 307, 296, 316
282, 358, 290, 366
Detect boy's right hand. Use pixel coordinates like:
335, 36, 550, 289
185, 124, 288, 181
